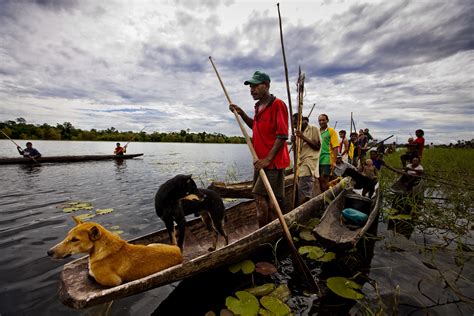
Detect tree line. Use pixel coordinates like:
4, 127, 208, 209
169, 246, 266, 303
0, 118, 246, 144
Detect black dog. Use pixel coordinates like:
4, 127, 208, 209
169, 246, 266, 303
342, 168, 377, 198
181, 188, 228, 251
155, 174, 203, 250
155, 175, 228, 251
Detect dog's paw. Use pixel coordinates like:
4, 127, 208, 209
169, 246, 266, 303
208, 246, 216, 252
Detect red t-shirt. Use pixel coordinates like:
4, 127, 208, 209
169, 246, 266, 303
252, 96, 290, 169
414, 137, 425, 157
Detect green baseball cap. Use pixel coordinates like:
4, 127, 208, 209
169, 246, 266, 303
244, 71, 271, 85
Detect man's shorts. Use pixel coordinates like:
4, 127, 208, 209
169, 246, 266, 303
319, 164, 331, 177
253, 169, 285, 200
298, 175, 314, 199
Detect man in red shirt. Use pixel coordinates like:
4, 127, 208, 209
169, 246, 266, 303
401, 129, 425, 167
230, 71, 290, 227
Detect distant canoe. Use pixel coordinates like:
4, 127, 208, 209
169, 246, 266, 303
313, 186, 381, 249
58, 179, 349, 309
0, 154, 144, 165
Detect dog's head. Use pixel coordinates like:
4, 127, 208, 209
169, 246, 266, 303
47, 216, 104, 259
176, 174, 204, 202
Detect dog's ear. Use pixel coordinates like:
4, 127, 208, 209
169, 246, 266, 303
88, 226, 101, 241
72, 216, 83, 226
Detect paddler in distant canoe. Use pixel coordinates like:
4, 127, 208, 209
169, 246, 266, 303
17, 142, 42, 159
114, 143, 127, 155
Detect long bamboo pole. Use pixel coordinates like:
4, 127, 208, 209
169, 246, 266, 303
277, 3, 299, 205
209, 56, 319, 294
292, 68, 305, 209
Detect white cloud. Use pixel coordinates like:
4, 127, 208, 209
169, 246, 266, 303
0, 0, 472, 144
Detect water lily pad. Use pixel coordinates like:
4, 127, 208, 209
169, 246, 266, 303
298, 245, 325, 260
306, 218, 320, 229
95, 208, 114, 215
268, 284, 291, 302
260, 296, 292, 315
255, 262, 277, 275
326, 277, 364, 300
74, 213, 95, 221
229, 260, 255, 274
245, 283, 276, 296
60, 201, 94, 213
225, 291, 259, 315
299, 230, 316, 241
318, 252, 336, 262
112, 230, 124, 236
110, 225, 120, 230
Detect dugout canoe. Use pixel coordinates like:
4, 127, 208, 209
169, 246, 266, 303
58, 178, 349, 309
390, 175, 424, 198
0, 153, 144, 165
313, 185, 381, 249
208, 173, 294, 199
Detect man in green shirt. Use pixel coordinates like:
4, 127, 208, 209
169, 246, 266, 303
318, 114, 339, 192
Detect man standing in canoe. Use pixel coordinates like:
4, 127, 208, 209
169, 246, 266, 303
292, 114, 321, 206
114, 143, 127, 155
318, 114, 339, 192
17, 142, 41, 159
229, 71, 290, 227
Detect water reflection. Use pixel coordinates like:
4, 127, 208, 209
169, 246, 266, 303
114, 158, 126, 172
18, 164, 43, 175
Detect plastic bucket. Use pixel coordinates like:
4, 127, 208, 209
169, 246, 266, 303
344, 194, 372, 215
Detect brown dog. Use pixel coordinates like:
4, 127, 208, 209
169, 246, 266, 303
47, 217, 182, 287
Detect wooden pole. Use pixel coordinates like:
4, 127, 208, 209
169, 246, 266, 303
209, 56, 320, 294
277, 3, 298, 199
292, 67, 305, 209
350, 112, 353, 135
307, 103, 316, 119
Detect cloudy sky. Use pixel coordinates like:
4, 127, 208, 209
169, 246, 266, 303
0, 0, 472, 144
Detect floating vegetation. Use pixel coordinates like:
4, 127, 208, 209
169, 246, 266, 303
254, 262, 277, 276
259, 295, 292, 315
228, 260, 255, 275
225, 291, 260, 315
74, 213, 95, 221
244, 283, 275, 296
59, 201, 94, 213
299, 230, 316, 241
326, 277, 364, 300
95, 208, 114, 215
297, 242, 336, 262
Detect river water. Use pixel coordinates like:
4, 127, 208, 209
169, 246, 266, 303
0, 140, 253, 315
0, 140, 472, 315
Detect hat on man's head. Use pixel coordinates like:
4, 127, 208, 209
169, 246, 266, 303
244, 71, 271, 85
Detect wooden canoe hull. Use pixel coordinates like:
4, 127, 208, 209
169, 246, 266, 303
58, 179, 349, 309
0, 154, 144, 165
208, 174, 294, 199
313, 185, 381, 250
390, 176, 424, 197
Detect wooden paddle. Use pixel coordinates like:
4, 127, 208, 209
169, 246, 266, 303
209, 56, 320, 294
1, 130, 39, 163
